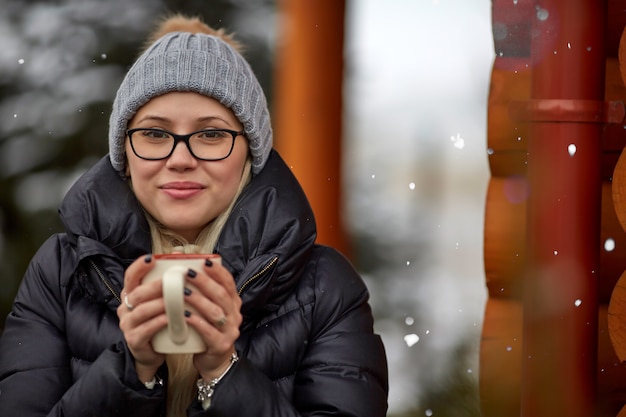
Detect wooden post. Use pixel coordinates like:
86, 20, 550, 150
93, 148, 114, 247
272, 0, 348, 254
522, 1, 605, 416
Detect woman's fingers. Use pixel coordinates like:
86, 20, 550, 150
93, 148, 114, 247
188, 262, 240, 313
117, 298, 167, 373
183, 284, 242, 331
121, 278, 163, 312
118, 283, 167, 347
117, 254, 167, 374
122, 254, 155, 293
118, 254, 158, 317
182, 264, 242, 368
204, 259, 238, 294
182, 266, 242, 355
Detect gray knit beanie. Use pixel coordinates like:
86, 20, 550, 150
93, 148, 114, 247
109, 31, 272, 175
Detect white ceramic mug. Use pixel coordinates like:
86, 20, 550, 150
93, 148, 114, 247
142, 254, 221, 354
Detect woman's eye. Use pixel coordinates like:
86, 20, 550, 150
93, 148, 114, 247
145, 130, 169, 139
200, 130, 227, 139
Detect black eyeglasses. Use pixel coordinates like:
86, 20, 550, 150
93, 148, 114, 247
126, 128, 244, 161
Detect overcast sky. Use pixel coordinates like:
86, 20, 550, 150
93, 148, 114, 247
345, 0, 494, 412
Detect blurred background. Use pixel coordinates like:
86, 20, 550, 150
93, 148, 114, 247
0, 0, 493, 415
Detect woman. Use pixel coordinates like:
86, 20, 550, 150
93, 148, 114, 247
0, 15, 388, 417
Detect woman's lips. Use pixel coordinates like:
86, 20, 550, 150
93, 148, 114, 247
160, 182, 205, 199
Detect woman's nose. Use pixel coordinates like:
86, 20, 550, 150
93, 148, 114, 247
166, 140, 197, 168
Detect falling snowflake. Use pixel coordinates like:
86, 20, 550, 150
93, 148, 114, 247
450, 133, 465, 149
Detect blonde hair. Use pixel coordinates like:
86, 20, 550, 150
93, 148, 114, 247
143, 158, 251, 416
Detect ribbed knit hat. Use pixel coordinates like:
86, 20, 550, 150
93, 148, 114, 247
109, 31, 272, 175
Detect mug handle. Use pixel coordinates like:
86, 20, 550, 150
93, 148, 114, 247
162, 266, 189, 345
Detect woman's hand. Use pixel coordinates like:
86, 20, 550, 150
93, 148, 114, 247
117, 254, 167, 382
184, 258, 242, 380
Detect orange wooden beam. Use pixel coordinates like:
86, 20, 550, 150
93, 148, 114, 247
273, 0, 348, 254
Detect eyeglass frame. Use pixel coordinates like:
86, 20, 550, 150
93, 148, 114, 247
126, 127, 245, 161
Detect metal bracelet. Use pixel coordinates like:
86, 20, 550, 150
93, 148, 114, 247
197, 352, 239, 406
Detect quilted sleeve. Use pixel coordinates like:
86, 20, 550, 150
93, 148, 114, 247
0, 235, 165, 417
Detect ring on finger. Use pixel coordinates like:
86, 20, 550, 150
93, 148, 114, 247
215, 316, 227, 328
124, 294, 134, 311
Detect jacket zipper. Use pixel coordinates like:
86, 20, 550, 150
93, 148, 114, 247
238, 256, 278, 296
89, 259, 121, 304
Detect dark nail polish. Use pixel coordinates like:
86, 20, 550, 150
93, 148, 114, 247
205, 259, 213, 267
184, 287, 192, 296
144, 254, 152, 263
184, 310, 191, 317
187, 268, 197, 278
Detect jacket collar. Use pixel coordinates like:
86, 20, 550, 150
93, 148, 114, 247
217, 150, 317, 316
59, 151, 317, 316
59, 156, 151, 265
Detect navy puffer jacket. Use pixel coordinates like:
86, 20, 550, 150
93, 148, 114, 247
0, 151, 389, 416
